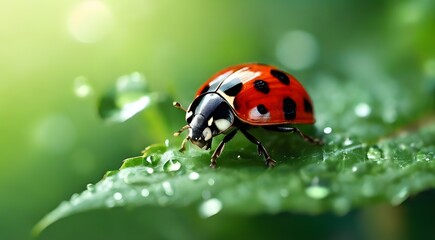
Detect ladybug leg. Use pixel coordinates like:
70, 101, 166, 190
179, 136, 190, 152
210, 129, 238, 168
264, 126, 323, 145
174, 125, 190, 152
240, 129, 276, 167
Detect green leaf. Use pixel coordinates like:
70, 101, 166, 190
34, 120, 435, 234
35, 53, 435, 235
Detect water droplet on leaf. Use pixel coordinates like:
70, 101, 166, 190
162, 181, 174, 196
343, 138, 353, 146
86, 183, 95, 193
98, 72, 158, 123
113, 192, 123, 201
354, 102, 371, 118
323, 127, 332, 134
305, 185, 330, 199
367, 146, 383, 163
163, 159, 182, 172
141, 188, 150, 198
198, 198, 222, 218
188, 172, 200, 180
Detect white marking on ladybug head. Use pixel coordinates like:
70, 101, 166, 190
216, 90, 235, 105
186, 111, 193, 119
202, 127, 212, 141
214, 119, 231, 132
249, 107, 270, 121
208, 117, 214, 126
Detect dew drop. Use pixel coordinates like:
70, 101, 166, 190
163, 159, 182, 172
164, 139, 170, 147
351, 166, 358, 172
343, 138, 353, 146
198, 198, 222, 218
98, 72, 156, 123
123, 167, 154, 185
86, 183, 95, 193
141, 188, 150, 198
305, 185, 330, 199
99, 179, 113, 192
70, 193, 81, 206
188, 172, 200, 180
162, 181, 174, 196
113, 192, 123, 201
145, 155, 155, 165
354, 103, 371, 118
323, 127, 332, 134
367, 146, 383, 162
416, 152, 433, 162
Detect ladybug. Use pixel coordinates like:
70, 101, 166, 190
173, 63, 321, 168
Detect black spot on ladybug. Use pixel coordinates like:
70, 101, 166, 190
253, 80, 270, 94
233, 98, 240, 111
256, 104, 269, 114
283, 97, 296, 120
221, 81, 243, 96
304, 98, 313, 113
199, 85, 210, 95
271, 69, 290, 85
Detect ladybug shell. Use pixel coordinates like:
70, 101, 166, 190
195, 63, 315, 125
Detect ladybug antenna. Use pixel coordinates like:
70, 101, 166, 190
173, 124, 190, 137
173, 101, 187, 112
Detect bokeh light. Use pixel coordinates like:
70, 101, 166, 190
275, 30, 319, 71
67, 0, 113, 43
73, 76, 93, 98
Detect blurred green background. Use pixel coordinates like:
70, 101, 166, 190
1, 0, 434, 239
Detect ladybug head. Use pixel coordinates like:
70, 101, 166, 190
185, 93, 235, 150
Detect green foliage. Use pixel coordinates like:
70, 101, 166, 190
35, 117, 435, 234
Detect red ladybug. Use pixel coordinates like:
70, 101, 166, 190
174, 63, 321, 168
